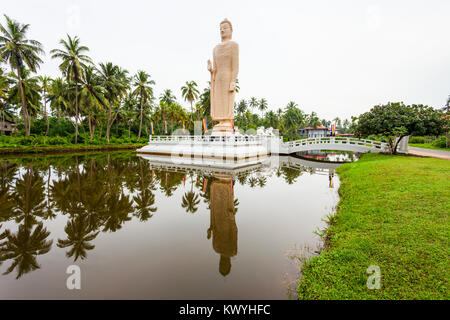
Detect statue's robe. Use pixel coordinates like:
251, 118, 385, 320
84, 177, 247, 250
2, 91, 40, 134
211, 40, 239, 121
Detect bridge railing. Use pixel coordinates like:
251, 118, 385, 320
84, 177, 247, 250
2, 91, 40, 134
283, 137, 386, 150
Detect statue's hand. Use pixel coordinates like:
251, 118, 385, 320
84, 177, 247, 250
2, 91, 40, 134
207, 60, 212, 73
229, 81, 236, 92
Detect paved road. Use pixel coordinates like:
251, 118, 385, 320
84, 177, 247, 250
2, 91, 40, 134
408, 146, 450, 160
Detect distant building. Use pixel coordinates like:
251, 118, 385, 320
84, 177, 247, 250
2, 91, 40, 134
0, 119, 15, 135
336, 133, 354, 138
299, 126, 331, 138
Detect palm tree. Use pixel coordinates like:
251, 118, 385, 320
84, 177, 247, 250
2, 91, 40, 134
122, 94, 138, 138
258, 98, 268, 118
47, 78, 69, 122
97, 62, 129, 141
57, 215, 99, 261
132, 71, 155, 139
51, 35, 92, 143
181, 81, 199, 128
0, 15, 44, 136
8, 68, 42, 132
247, 97, 257, 112
79, 66, 106, 140
38, 75, 51, 136
333, 117, 342, 128
159, 89, 176, 133
236, 99, 247, 115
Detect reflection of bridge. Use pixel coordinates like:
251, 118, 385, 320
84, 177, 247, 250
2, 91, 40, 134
278, 137, 389, 154
137, 154, 339, 178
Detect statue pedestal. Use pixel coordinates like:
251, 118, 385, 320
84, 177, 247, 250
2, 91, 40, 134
136, 134, 279, 169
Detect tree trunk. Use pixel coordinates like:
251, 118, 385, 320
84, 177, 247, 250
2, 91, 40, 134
128, 124, 131, 138
106, 103, 112, 142
138, 94, 143, 139
16, 67, 29, 136
88, 100, 93, 141
44, 91, 49, 137
75, 84, 79, 144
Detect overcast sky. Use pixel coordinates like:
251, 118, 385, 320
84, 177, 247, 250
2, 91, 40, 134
2, 0, 449, 120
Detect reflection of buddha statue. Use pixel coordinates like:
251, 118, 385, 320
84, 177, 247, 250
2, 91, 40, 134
207, 19, 239, 134
207, 174, 237, 276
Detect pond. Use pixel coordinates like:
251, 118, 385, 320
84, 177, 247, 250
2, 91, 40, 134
0, 151, 342, 299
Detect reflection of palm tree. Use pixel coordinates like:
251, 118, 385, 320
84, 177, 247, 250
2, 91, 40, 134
257, 176, 267, 187
57, 215, 99, 261
0, 222, 52, 279
102, 192, 133, 232
248, 177, 258, 188
12, 166, 46, 225
182, 191, 200, 214
182, 175, 200, 214
133, 189, 157, 221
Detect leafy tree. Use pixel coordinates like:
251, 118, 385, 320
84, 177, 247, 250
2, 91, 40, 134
0, 15, 44, 136
51, 35, 92, 143
355, 102, 445, 154
8, 68, 41, 133
258, 98, 268, 118
38, 75, 51, 136
79, 65, 106, 140
181, 80, 199, 128
249, 97, 258, 111
132, 71, 155, 139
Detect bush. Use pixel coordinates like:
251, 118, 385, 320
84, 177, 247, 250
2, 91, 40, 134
409, 136, 425, 144
432, 136, 447, 148
46, 136, 69, 145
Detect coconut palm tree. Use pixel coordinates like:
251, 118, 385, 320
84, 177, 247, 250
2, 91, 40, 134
249, 97, 258, 111
159, 89, 176, 133
258, 98, 268, 118
38, 75, 51, 136
0, 15, 44, 136
47, 78, 69, 122
181, 81, 199, 128
8, 68, 41, 132
79, 66, 106, 140
122, 94, 138, 138
236, 99, 247, 115
51, 35, 92, 143
97, 62, 129, 141
132, 70, 155, 139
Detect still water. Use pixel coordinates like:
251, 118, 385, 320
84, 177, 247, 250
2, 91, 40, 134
0, 151, 341, 299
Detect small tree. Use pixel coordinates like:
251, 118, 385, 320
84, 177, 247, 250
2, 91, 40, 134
355, 102, 445, 154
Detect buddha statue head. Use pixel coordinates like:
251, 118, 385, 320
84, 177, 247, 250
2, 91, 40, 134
220, 18, 233, 41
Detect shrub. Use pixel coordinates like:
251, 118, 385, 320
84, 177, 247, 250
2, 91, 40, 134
409, 136, 425, 144
432, 136, 447, 148
46, 136, 68, 145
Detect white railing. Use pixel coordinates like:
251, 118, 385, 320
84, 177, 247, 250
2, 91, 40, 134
281, 137, 388, 153
149, 134, 278, 145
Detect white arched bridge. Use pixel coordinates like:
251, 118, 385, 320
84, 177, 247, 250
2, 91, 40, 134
277, 137, 392, 154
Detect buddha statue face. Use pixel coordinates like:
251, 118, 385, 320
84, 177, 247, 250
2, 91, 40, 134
220, 21, 232, 41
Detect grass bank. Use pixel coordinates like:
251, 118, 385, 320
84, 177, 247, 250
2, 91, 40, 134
0, 143, 146, 155
408, 143, 450, 151
297, 153, 450, 299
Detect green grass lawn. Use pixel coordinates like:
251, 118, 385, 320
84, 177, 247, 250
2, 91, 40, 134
408, 143, 450, 151
297, 153, 450, 299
